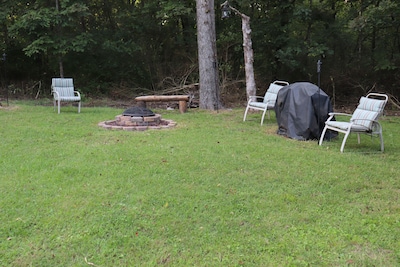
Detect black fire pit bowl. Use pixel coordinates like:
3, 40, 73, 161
122, 106, 155, 117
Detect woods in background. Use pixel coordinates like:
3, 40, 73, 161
0, 0, 399, 103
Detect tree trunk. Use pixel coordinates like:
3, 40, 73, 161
224, 1, 257, 100
59, 56, 64, 78
240, 14, 256, 99
56, 0, 64, 78
196, 0, 220, 110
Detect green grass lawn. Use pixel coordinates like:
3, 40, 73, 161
1, 102, 400, 266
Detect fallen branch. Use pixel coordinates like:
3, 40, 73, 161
386, 93, 400, 110
84, 257, 98, 266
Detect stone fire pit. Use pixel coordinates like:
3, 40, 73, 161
98, 107, 177, 131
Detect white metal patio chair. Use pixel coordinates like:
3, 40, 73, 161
243, 80, 289, 125
51, 78, 81, 114
318, 93, 388, 152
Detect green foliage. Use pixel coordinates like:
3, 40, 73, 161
1, 104, 400, 265
9, 1, 91, 57
156, 1, 192, 22
13, 8, 54, 33
1, 0, 400, 99
23, 36, 54, 56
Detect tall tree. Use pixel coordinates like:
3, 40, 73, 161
221, 1, 256, 100
196, 0, 220, 110
1, 0, 400, 100
9, 0, 91, 77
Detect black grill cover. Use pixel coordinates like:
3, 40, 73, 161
274, 82, 337, 141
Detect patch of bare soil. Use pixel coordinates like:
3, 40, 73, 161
0, 104, 20, 111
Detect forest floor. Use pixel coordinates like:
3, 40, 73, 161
83, 96, 400, 116
1, 93, 399, 115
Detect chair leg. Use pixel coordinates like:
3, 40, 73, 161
379, 133, 384, 152
357, 133, 361, 144
318, 125, 329, 146
243, 106, 250, 122
58, 100, 60, 114
78, 101, 81, 113
260, 109, 267, 125
340, 130, 351, 153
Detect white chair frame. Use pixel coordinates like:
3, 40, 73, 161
243, 80, 289, 125
319, 93, 388, 152
51, 78, 81, 114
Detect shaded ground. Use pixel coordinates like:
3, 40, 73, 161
83, 96, 400, 116
1, 89, 399, 115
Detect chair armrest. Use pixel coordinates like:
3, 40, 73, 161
328, 112, 351, 117
325, 112, 351, 123
52, 90, 59, 98
74, 91, 81, 98
248, 96, 264, 102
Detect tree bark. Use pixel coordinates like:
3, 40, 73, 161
55, 0, 64, 78
196, 0, 220, 110
58, 56, 64, 78
221, 1, 256, 100
240, 14, 256, 99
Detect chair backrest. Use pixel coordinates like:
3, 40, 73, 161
263, 80, 289, 104
52, 78, 75, 97
350, 93, 388, 129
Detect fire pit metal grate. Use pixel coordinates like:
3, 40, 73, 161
122, 106, 155, 117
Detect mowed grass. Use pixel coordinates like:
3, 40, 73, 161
1, 102, 400, 266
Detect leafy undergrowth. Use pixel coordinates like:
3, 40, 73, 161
1, 103, 399, 266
